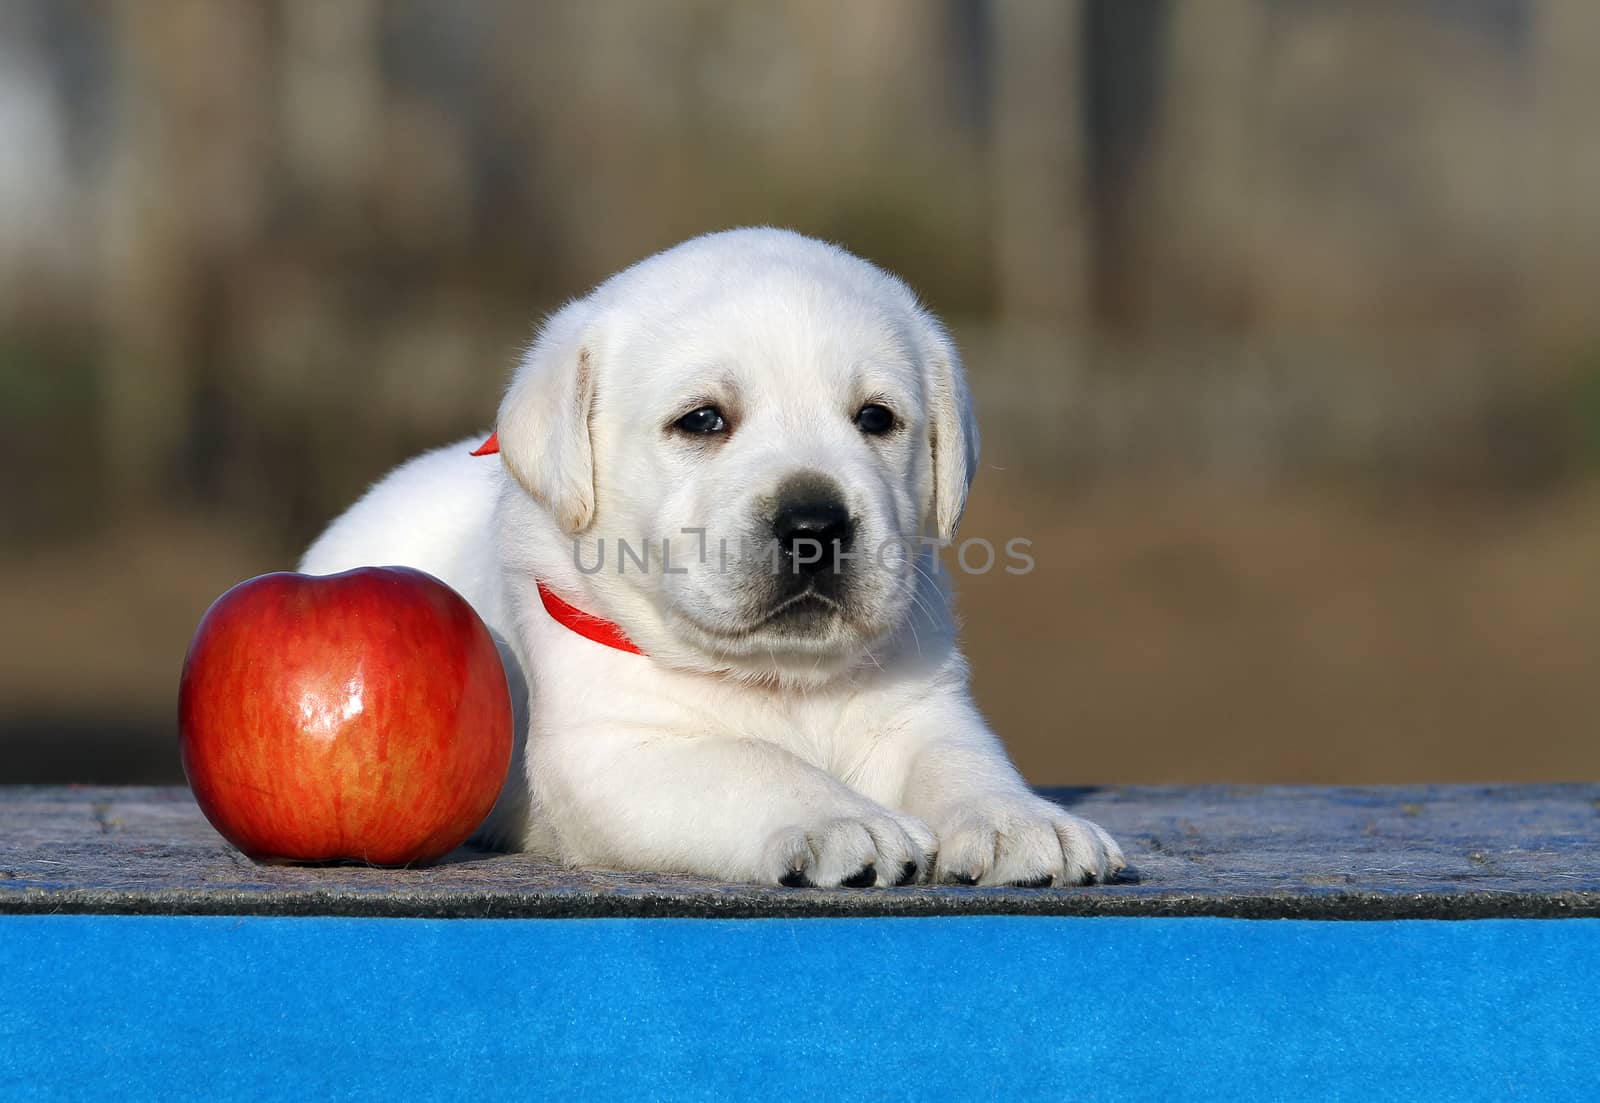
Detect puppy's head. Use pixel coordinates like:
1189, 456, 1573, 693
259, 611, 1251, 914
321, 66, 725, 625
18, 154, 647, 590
495, 228, 978, 683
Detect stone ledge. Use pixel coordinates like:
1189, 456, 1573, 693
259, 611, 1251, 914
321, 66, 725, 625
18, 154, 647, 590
3, 784, 1597, 919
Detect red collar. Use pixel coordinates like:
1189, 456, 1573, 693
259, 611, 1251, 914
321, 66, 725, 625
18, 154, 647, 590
475, 432, 644, 656
535, 581, 646, 656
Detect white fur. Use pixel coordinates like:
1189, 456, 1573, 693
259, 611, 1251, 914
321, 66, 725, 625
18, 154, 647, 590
301, 228, 1123, 887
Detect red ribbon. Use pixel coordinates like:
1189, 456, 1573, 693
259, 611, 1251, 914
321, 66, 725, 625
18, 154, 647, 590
472, 432, 643, 656
536, 582, 645, 656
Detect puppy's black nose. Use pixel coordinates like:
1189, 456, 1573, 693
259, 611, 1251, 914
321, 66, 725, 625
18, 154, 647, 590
772, 493, 854, 573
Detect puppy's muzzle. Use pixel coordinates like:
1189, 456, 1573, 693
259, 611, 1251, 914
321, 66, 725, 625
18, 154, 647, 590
769, 477, 857, 596
774, 501, 853, 572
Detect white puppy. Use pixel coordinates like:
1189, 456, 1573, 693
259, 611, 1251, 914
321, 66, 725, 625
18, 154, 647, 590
301, 228, 1123, 888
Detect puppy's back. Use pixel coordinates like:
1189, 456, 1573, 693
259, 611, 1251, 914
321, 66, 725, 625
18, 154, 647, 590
299, 438, 509, 632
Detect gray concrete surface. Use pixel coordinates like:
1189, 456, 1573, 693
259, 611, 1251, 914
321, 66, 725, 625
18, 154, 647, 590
3, 785, 1597, 919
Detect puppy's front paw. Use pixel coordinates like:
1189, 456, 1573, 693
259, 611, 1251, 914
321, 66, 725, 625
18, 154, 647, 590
761, 810, 936, 888
930, 798, 1125, 887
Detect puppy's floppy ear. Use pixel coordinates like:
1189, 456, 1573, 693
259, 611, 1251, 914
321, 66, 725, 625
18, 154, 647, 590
919, 313, 980, 542
496, 302, 600, 534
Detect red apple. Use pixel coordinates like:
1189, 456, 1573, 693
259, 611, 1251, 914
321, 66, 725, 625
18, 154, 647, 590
178, 567, 513, 865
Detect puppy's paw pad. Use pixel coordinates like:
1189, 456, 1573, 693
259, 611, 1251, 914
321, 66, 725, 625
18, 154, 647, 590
761, 812, 931, 888
929, 799, 1123, 888
840, 864, 876, 889
778, 867, 815, 889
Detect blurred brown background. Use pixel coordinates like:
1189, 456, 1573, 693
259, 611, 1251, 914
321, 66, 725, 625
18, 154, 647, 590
3, 1, 1598, 786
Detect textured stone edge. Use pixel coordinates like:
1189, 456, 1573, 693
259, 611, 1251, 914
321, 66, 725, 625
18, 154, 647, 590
8, 784, 1599, 921
4, 886, 1599, 921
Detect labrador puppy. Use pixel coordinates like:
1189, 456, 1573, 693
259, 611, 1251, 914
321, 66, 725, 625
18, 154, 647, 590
301, 228, 1123, 887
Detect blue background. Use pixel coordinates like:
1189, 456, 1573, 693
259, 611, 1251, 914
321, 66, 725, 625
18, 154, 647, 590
3, 915, 1596, 1101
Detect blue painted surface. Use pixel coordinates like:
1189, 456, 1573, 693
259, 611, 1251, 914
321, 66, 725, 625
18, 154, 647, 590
2, 915, 1596, 1102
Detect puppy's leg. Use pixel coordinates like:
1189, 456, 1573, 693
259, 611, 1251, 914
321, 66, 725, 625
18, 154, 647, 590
885, 694, 1126, 887
531, 728, 935, 887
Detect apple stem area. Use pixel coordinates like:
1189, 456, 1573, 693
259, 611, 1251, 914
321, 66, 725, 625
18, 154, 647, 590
2, 785, 1598, 1097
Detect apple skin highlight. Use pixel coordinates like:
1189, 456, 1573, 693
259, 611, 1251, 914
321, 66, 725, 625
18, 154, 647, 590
178, 566, 513, 866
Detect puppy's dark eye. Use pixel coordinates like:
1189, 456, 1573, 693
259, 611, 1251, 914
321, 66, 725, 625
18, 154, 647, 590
855, 403, 896, 436
674, 406, 727, 435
